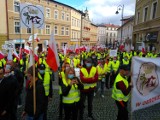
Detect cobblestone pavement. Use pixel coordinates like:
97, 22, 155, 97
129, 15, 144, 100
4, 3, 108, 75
17, 72, 160, 120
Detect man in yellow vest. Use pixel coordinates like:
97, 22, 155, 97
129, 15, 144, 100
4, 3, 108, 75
110, 56, 120, 88
38, 64, 52, 120
95, 57, 108, 98
122, 56, 130, 66
112, 65, 132, 120
79, 57, 98, 120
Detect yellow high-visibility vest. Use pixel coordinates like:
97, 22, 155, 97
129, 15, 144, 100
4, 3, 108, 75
97, 63, 108, 80
122, 59, 129, 65
80, 66, 97, 89
112, 73, 130, 102
62, 78, 80, 104
38, 72, 50, 96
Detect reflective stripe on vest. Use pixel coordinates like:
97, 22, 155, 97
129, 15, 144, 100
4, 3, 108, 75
112, 73, 130, 102
62, 78, 80, 104
80, 67, 97, 89
38, 72, 50, 96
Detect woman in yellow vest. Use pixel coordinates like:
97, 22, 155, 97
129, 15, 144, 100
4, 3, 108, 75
61, 67, 83, 120
58, 62, 70, 119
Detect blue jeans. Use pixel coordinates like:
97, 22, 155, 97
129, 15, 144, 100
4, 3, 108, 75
25, 114, 44, 120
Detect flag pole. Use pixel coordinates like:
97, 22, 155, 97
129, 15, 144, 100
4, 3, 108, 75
32, 22, 36, 114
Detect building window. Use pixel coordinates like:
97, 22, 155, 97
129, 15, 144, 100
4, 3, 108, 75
72, 18, 74, 26
38, 29, 42, 34
27, 28, 32, 34
54, 10, 59, 19
136, 12, 140, 24
46, 25, 50, 34
15, 21, 20, 33
152, 2, 157, 19
46, 8, 50, 18
72, 32, 74, 39
61, 27, 65, 35
143, 7, 148, 22
54, 25, 58, 35
66, 14, 69, 21
65, 27, 69, 36
61, 12, 65, 20
110, 33, 112, 37
14, 1, 20, 12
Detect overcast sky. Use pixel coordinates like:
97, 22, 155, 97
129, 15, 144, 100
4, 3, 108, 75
56, 0, 136, 25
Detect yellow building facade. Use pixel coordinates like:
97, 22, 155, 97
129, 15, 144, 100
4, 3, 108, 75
133, 0, 160, 52
0, 0, 7, 49
70, 9, 81, 46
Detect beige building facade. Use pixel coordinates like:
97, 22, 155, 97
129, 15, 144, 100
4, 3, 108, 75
0, 0, 7, 49
90, 23, 98, 46
105, 24, 119, 47
7, 0, 71, 52
133, 0, 160, 52
70, 9, 81, 46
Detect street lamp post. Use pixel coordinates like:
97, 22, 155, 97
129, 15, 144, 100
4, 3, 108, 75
115, 5, 124, 45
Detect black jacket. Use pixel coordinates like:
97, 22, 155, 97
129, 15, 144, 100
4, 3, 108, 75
24, 79, 46, 119
13, 68, 24, 94
0, 75, 18, 115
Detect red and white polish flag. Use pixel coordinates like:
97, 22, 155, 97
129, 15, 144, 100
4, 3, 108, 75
46, 31, 59, 71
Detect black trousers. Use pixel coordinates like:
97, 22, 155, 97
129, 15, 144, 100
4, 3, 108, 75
59, 95, 63, 119
115, 100, 128, 120
79, 90, 94, 118
105, 73, 110, 89
63, 102, 79, 120
43, 96, 49, 120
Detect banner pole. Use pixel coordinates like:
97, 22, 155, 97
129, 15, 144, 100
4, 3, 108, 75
32, 22, 36, 114
130, 56, 134, 120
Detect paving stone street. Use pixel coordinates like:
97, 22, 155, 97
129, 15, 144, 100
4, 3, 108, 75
17, 73, 160, 120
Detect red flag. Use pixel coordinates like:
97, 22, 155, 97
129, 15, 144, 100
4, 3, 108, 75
0, 51, 4, 60
13, 50, 20, 61
46, 31, 59, 71
142, 42, 145, 54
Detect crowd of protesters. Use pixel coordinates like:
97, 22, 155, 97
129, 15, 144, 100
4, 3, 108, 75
0, 46, 159, 120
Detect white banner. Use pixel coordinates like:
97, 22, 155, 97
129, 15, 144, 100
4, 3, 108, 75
131, 57, 160, 112
5, 41, 14, 49
109, 49, 117, 57
20, 4, 44, 29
